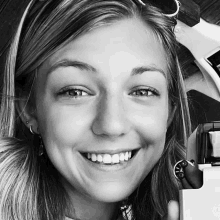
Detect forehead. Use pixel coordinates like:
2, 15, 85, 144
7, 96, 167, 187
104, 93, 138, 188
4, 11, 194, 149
43, 18, 167, 79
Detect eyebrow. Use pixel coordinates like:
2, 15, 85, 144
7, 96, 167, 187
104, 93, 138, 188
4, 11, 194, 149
131, 66, 166, 77
47, 59, 97, 75
47, 59, 166, 77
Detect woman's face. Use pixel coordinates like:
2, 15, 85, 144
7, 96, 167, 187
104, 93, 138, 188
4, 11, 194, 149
34, 18, 169, 203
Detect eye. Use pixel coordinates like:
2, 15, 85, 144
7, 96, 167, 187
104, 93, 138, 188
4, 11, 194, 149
57, 87, 91, 98
129, 87, 159, 97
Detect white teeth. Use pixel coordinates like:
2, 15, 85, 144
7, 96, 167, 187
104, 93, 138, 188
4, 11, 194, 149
124, 152, 128, 161
97, 154, 103, 162
103, 154, 112, 164
91, 154, 97, 162
119, 153, 125, 162
86, 151, 133, 164
112, 154, 120, 163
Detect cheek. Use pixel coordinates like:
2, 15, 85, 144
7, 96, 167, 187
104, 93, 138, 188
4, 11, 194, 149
130, 102, 169, 168
36, 102, 93, 149
130, 103, 169, 144
36, 103, 93, 178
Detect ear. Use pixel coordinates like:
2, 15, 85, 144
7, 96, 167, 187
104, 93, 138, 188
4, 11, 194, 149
16, 97, 39, 134
167, 103, 177, 128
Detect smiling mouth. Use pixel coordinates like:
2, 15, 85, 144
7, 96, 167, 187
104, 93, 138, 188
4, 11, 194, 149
81, 149, 139, 165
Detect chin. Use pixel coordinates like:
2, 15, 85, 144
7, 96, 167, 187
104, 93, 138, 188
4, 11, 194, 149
88, 182, 136, 203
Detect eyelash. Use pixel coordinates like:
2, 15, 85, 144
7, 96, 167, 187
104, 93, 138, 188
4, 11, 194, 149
57, 87, 91, 98
57, 87, 159, 98
129, 87, 159, 97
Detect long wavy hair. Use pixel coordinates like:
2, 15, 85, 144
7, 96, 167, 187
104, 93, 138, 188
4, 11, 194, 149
0, 0, 191, 219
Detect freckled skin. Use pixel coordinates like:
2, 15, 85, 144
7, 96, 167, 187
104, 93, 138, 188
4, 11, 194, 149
34, 18, 169, 210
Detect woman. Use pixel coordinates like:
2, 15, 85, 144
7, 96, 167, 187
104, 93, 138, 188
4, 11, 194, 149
0, 0, 191, 219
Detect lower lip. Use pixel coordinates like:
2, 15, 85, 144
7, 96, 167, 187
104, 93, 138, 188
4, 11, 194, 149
80, 150, 140, 172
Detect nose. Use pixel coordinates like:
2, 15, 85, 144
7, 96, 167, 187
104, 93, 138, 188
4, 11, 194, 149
92, 95, 131, 138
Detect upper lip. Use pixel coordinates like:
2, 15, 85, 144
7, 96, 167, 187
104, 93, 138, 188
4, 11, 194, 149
80, 148, 140, 154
